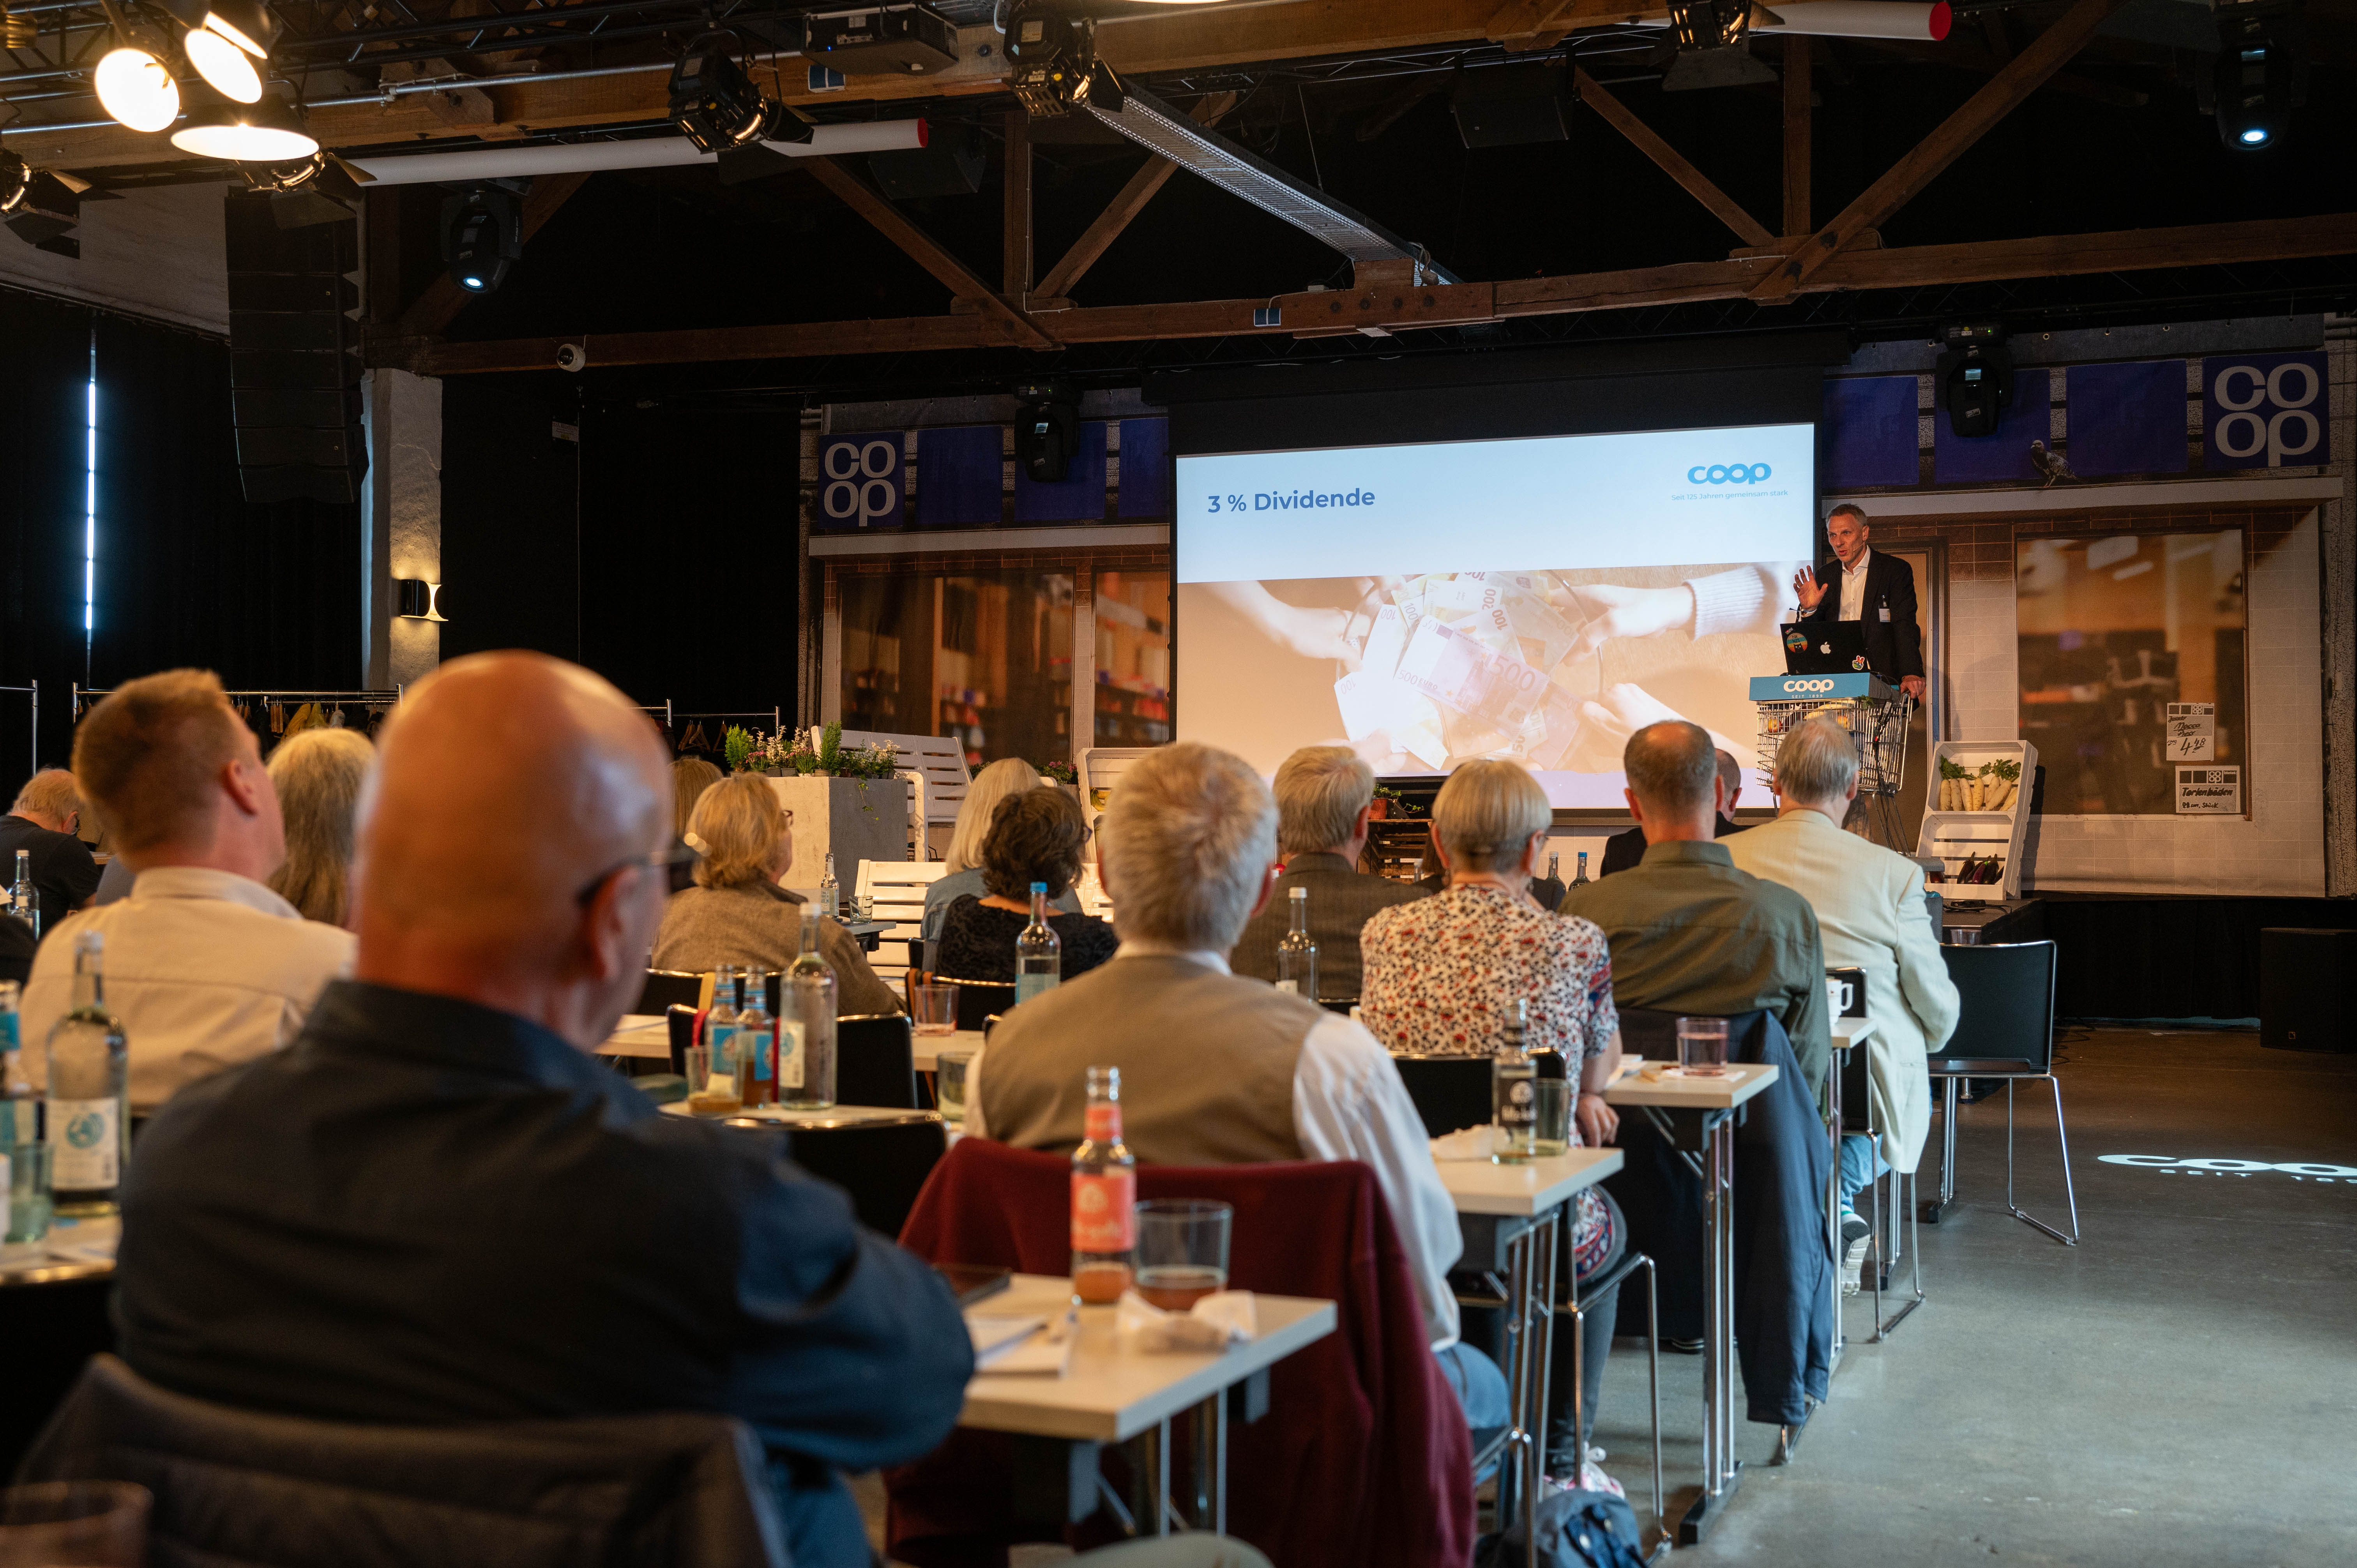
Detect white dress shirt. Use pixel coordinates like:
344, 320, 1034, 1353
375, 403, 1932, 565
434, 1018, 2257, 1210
967, 942, 1468, 1350
1836, 546, 1873, 623
20, 865, 356, 1112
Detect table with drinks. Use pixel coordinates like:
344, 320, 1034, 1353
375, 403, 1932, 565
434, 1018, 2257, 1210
1601, 1019, 1779, 1546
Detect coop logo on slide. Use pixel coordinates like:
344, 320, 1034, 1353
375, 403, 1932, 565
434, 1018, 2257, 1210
1687, 461, 1773, 484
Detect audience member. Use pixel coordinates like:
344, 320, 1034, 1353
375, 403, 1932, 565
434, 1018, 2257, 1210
19, 671, 353, 1113
668, 756, 722, 894
932, 787, 1117, 984
0, 769, 101, 929
1360, 759, 1626, 1469
1598, 748, 1748, 876
1561, 720, 1830, 1094
112, 652, 971, 1568
967, 743, 1507, 1432
265, 728, 374, 928
1231, 745, 1425, 1001
652, 774, 901, 1016
922, 758, 1079, 945
1727, 716, 1957, 1290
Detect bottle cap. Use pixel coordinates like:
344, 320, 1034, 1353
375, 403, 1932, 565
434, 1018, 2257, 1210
1291, 885, 1307, 899
1032, 881, 1047, 893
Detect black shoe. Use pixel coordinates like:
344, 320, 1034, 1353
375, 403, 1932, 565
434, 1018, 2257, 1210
1666, 1335, 1705, 1354
1840, 1210, 1872, 1248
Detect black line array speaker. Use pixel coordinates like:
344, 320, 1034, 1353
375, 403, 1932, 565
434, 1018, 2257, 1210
2259, 927, 2357, 1053
224, 190, 366, 505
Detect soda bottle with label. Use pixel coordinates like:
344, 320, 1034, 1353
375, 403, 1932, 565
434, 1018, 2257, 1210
1275, 885, 1318, 1001
1572, 851, 1591, 887
1016, 882, 1061, 1006
1491, 998, 1536, 1166
46, 931, 128, 1215
818, 853, 841, 918
735, 973, 777, 1107
705, 964, 741, 1085
783, 909, 838, 1109
10, 849, 35, 939
1070, 1065, 1135, 1305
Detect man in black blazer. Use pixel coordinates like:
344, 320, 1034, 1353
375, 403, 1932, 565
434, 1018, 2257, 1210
1793, 503, 1926, 701
1599, 749, 1748, 877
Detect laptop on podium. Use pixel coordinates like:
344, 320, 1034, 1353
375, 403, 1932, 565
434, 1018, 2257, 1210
1782, 620, 1872, 676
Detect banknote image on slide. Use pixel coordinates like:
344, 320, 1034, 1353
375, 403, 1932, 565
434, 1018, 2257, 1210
1182, 563, 1795, 801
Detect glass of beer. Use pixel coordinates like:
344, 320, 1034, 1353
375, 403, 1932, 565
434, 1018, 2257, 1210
910, 983, 958, 1037
684, 1044, 741, 1115
1677, 1017, 1730, 1077
1133, 1200, 1232, 1311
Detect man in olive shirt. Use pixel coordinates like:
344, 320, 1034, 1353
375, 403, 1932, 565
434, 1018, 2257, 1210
1560, 721, 1830, 1095
1230, 746, 1424, 1003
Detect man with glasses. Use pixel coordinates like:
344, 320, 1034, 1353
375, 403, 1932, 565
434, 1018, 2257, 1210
112, 652, 974, 1568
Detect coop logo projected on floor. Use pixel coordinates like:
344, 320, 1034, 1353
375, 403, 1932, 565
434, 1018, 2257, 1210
1687, 462, 1773, 484
2099, 1154, 2357, 1180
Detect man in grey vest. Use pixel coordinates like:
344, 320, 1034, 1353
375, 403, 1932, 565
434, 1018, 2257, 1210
968, 742, 1503, 1421
1230, 745, 1426, 1003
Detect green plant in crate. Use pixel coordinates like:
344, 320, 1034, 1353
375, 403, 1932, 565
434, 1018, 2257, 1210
723, 725, 755, 774
817, 721, 843, 775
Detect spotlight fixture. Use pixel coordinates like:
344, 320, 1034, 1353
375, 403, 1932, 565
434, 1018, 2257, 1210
0, 155, 84, 256
670, 39, 779, 151
0, 149, 35, 215
2, 2, 37, 49
95, 35, 182, 133
1661, 0, 1777, 91
440, 181, 523, 294
1003, 0, 1099, 118
159, 0, 276, 59
1014, 380, 1079, 483
2200, 0, 2307, 150
183, 23, 262, 102
242, 152, 359, 228
169, 95, 317, 161
1935, 322, 2013, 439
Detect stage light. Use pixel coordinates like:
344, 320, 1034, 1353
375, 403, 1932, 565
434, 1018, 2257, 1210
1004, 0, 1098, 118
0, 150, 32, 214
1663, 0, 1777, 90
1014, 381, 1078, 483
440, 182, 523, 295
95, 44, 181, 133
670, 40, 774, 151
183, 24, 262, 102
1935, 322, 2013, 438
170, 96, 316, 160
2201, 0, 2307, 151
163, 0, 275, 58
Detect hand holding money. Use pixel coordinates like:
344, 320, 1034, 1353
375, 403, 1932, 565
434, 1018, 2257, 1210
1564, 583, 1698, 659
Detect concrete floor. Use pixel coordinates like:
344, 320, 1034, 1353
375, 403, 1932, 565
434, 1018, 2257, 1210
868, 1028, 2357, 1565
1590, 1027, 2357, 1566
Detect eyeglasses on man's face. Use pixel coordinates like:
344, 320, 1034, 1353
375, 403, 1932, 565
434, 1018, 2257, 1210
575, 844, 698, 908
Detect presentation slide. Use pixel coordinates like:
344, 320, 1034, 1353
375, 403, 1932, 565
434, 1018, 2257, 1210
1174, 424, 1816, 807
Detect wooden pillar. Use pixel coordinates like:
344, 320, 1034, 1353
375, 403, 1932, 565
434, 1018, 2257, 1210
1003, 109, 1033, 302
1783, 37, 1812, 239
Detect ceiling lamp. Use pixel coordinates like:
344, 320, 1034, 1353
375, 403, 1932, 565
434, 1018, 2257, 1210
95, 42, 182, 133
441, 182, 523, 294
170, 96, 318, 161
2201, 0, 2308, 150
1663, 0, 1777, 90
1004, 0, 1098, 117
183, 23, 262, 102
160, 0, 276, 59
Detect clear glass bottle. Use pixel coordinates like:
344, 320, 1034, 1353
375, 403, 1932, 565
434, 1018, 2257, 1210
1016, 881, 1061, 1006
11, 849, 35, 938
705, 964, 741, 1084
1491, 998, 1537, 1166
735, 973, 776, 1107
46, 931, 129, 1215
1070, 1065, 1135, 1305
1546, 852, 1560, 884
783, 910, 838, 1109
1275, 885, 1319, 1001
818, 853, 840, 918
1571, 851, 1591, 887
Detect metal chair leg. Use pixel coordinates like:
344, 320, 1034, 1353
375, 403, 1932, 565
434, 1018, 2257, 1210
2005, 1074, 2081, 1246
1872, 1167, 1925, 1340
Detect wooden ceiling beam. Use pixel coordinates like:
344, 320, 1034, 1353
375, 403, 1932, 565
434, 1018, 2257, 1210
394, 170, 591, 339
1751, 0, 2134, 300
1571, 68, 1775, 250
1034, 91, 1238, 304
379, 212, 2357, 375
801, 156, 1059, 349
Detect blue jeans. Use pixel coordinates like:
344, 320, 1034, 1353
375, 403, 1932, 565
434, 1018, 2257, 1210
1436, 1341, 1512, 1431
1840, 1133, 1889, 1210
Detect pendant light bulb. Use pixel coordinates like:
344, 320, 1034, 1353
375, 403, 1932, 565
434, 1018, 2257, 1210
200, 0, 273, 57
95, 45, 182, 133
169, 97, 318, 162
184, 23, 262, 101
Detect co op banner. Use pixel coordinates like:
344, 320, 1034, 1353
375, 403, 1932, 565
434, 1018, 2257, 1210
815, 432, 905, 530
2204, 351, 2329, 470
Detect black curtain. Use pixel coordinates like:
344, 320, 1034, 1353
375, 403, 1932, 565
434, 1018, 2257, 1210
0, 289, 95, 777
90, 315, 361, 696
2042, 895, 2357, 1021
438, 374, 582, 669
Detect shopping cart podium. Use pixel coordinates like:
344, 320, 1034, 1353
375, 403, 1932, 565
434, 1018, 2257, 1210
1749, 672, 1915, 848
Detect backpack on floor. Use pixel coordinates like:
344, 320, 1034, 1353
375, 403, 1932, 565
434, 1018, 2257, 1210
1476, 1484, 1650, 1568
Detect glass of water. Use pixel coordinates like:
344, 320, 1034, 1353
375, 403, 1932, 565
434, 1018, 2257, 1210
6, 1141, 51, 1245
1532, 1081, 1572, 1157
934, 1049, 975, 1125
1677, 1017, 1730, 1077
910, 982, 958, 1037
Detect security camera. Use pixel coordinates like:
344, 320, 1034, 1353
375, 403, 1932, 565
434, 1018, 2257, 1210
556, 343, 587, 373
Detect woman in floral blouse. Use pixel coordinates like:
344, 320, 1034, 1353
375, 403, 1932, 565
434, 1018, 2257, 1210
1360, 759, 1626, 1478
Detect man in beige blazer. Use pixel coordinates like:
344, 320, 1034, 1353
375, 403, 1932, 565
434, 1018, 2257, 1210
1726, 715, 1958, 1291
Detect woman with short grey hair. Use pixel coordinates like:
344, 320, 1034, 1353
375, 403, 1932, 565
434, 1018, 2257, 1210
922, 757, 1081, 945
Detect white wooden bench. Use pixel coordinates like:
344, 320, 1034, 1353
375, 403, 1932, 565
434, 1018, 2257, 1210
856, 857, 952, 990
839, 729, 971, 861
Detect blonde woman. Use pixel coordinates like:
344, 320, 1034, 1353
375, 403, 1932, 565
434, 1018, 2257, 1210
920, 757, 1081, 946
653, 774, 902, 1016
265, 727, 376, 928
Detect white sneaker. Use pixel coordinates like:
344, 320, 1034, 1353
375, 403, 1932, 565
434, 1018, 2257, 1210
1841, 1234, 1870, 1296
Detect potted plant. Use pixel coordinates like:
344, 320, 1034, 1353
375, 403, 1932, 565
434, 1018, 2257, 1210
812, 721, 843, 777
722, 725, 756, 775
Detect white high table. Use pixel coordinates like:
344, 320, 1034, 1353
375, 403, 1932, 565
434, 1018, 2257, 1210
1603, 1059, 1779, 1546
959, 1273, 1337, 1537
1433, 1146, 1624, 1565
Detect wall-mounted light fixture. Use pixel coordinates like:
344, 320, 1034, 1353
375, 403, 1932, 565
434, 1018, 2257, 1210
394, 579, 445, 621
